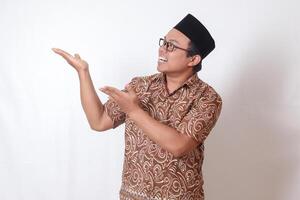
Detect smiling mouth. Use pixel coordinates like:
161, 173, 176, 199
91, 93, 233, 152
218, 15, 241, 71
158, 56, 168, 63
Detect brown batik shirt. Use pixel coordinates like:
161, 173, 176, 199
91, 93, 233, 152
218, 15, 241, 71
103, 72, 223, 200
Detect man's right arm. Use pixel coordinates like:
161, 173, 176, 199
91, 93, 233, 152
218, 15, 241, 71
51, 48, 114, 132
78, 69, 113, 132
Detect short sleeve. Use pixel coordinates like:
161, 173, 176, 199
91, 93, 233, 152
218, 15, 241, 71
103, 76, 142, 129
174, 86, 223, 144
103, 97, 126, 129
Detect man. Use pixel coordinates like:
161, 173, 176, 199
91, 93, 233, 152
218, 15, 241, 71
52, 13, 222, 200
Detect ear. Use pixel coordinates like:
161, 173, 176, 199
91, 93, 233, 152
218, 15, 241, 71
187, 55, 201, 67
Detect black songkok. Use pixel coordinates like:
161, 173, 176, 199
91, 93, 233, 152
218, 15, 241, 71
174, 13, 215, 70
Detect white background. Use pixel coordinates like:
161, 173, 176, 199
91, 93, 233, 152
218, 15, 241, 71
0, 0, 299, 199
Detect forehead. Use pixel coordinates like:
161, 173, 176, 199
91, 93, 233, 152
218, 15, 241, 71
165, 28, 190, 45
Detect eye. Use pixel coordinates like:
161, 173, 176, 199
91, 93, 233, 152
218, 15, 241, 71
168, 42, 174, 51
164, 40, 168, 46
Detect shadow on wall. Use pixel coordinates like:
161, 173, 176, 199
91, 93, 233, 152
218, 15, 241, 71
205, 34, 300, 200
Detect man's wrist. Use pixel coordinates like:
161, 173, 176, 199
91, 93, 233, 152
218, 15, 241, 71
128, 107, 144, 120
78, 68, 89, 75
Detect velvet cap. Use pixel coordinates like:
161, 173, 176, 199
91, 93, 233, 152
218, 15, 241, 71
174, 13, 215, 69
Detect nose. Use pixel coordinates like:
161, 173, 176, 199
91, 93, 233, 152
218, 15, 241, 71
159, 45, 167, 55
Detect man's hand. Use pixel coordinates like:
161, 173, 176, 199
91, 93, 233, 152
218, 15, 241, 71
99, 84, 141, 116
52, 48, 89, 72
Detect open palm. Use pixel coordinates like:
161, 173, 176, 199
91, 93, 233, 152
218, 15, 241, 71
52, 48, 89, 72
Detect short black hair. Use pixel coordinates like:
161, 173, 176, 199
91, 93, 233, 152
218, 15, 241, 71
187, 41, 202, 73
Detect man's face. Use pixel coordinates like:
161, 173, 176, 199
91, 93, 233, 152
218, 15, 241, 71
157, 28, 192, 74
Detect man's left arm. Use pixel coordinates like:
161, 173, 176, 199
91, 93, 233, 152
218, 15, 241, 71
128, 91, 222, 157
128, 107, 199, 158
100, 82, 222, 158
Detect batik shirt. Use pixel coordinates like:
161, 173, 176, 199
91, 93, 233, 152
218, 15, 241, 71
103, 72, 223, 200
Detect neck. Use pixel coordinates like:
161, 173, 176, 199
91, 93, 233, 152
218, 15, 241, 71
163, 70, 195, 92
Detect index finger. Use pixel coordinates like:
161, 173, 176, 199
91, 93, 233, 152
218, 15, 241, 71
102, 86, 123, 97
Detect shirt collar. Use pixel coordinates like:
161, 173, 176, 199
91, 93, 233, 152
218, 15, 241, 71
158, 72, 200, 89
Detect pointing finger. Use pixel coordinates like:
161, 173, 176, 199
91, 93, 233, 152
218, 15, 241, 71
104, 86, 123, 97
99, 87, 119, 100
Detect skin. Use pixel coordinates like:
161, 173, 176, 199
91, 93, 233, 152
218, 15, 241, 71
52, 48, 108, 131
52, 28, 202, 158
157, 28, 201, 93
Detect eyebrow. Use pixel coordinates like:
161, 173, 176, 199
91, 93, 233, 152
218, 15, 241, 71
164, 36, 180, 45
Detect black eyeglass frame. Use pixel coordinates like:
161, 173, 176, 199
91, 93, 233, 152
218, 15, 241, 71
159, 37, 191, 53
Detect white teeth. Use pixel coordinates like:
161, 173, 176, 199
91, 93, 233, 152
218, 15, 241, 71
158, 56, 168, 62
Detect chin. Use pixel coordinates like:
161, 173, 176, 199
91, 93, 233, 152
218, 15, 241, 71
157, 62, 168, 73
157, 65, 162, 72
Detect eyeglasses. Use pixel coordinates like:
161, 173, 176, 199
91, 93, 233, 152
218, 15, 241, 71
159, 37, 190, 52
